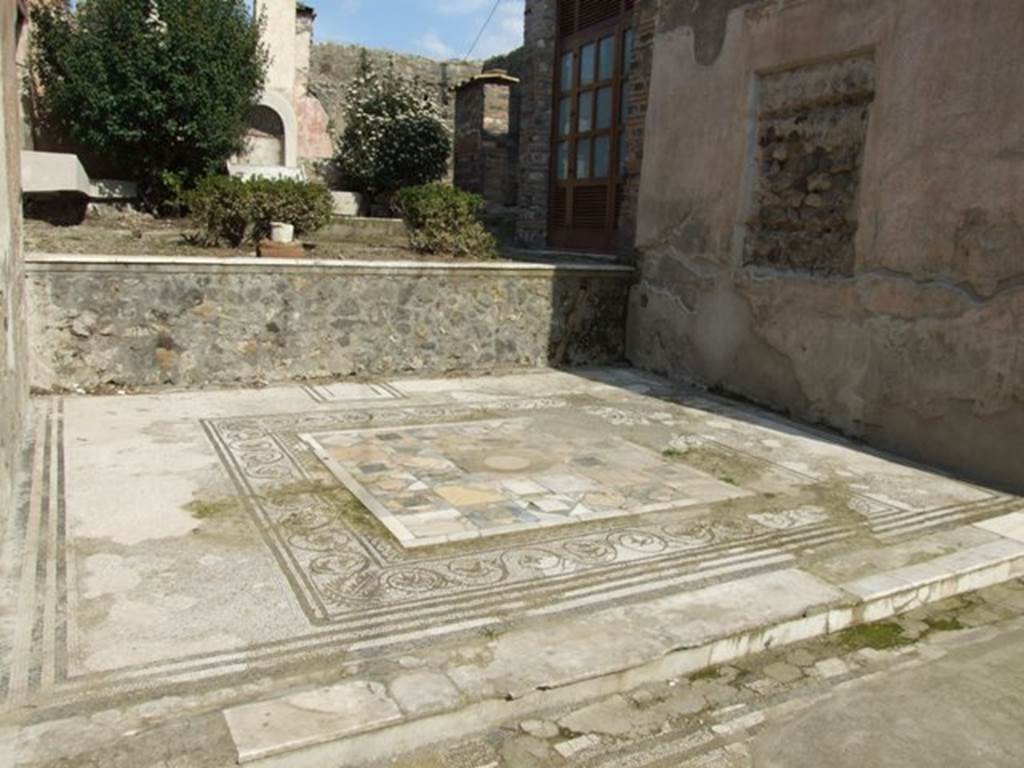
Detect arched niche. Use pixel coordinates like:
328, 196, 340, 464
238, 91, 299, 168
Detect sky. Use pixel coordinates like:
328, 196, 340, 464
308, 0, 526, 62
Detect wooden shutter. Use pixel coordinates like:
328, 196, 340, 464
572, 187, 609, 228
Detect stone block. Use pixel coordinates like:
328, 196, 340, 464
223, 680, 403, 763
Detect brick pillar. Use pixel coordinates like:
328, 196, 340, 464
454, 72, 520, 208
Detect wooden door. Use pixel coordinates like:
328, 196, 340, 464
549, 0, 635, 252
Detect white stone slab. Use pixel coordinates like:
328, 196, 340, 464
843, 539, 1024, 602
446, 569, 844, 700
975, 512, 1024, 543
331, 191, 366, 217
224, 680, 403, 763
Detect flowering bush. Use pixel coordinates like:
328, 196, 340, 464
335, 54, 450, 197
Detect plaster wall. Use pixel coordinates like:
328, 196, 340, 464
257, 0, 297, 95
1, 0, 29, 516
628, 0, 1024, 490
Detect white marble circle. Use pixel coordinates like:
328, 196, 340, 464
484, 454, 532, 472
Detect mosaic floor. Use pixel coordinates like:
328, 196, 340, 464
304, 416, 751, 546
4, 368, 1021, 717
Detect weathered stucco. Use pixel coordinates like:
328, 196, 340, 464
26, 257, 631, 391
628, 0, 1024, 491
1, 1, 29, 516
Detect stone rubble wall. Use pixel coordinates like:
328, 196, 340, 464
455, 81, 519, 208
1, 2, 29, 517
26, 258, 631, 391
627, 0, 1024, 491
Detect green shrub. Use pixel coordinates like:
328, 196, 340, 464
32, 0, 267, 210
188, 176, 251, 246
335, 54, 450, 197
245, 179, 335, 243
394, 184, 498, 259
187, 176, 334, 247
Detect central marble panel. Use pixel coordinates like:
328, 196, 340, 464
304, 417, 752, 547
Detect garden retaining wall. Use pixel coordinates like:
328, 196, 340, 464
26, 254, 632, 391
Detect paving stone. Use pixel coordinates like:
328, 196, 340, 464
898, 619, 930, 639
630, 688, 657, 707
784, 649, 817, 668
499, 735, 557, 768
744, 678, 781, 696
663, 690, 707, 717
224, 680, 403, 762
558, 695, 636, 737
762, 662, 803, 684
813, 658, 851, 679
519, 720, 559, 739
389, 671, 461, 717
692, 681, 742, 707
553, 734, 600, 759
958, 606, 1004, 628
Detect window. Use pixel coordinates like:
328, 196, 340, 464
580, 43, 596, 86
561, 53, 575, 91
559, 98, 572, 136
594, 136, 611, 178
576, 139, 592, 179
598, 36, 615, 81
557, 142, 570, 180
596, 86, 613, 130
578, 91, 594, 133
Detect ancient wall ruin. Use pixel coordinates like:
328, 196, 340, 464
1, 1, 30, 516
309, 44, 485, 184
627, 0, 1024, 491
515, 0, 557, 247
454, 74, 520, 208
26, 256, 631, 391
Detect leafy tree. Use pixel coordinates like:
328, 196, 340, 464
335, 53, 450, 198
31, 0, 267, 210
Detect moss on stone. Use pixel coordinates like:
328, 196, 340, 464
924, 616, 964, 633
663, 445, 764, 487
838, 622, 912, 651
185, 498, 239, 520
689, 666, 721, 682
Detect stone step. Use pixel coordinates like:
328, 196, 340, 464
316, 216, 408, 247
225, 513, 1024, 766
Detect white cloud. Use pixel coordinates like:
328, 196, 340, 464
419, 30, 455, 59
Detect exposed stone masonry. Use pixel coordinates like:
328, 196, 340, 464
309, 44, 485, 183
515, 0, 557, 247
744, 55, 875, 276
454, 74, 520, 208
27, 259, 630, 391
617, 0, 658, 256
